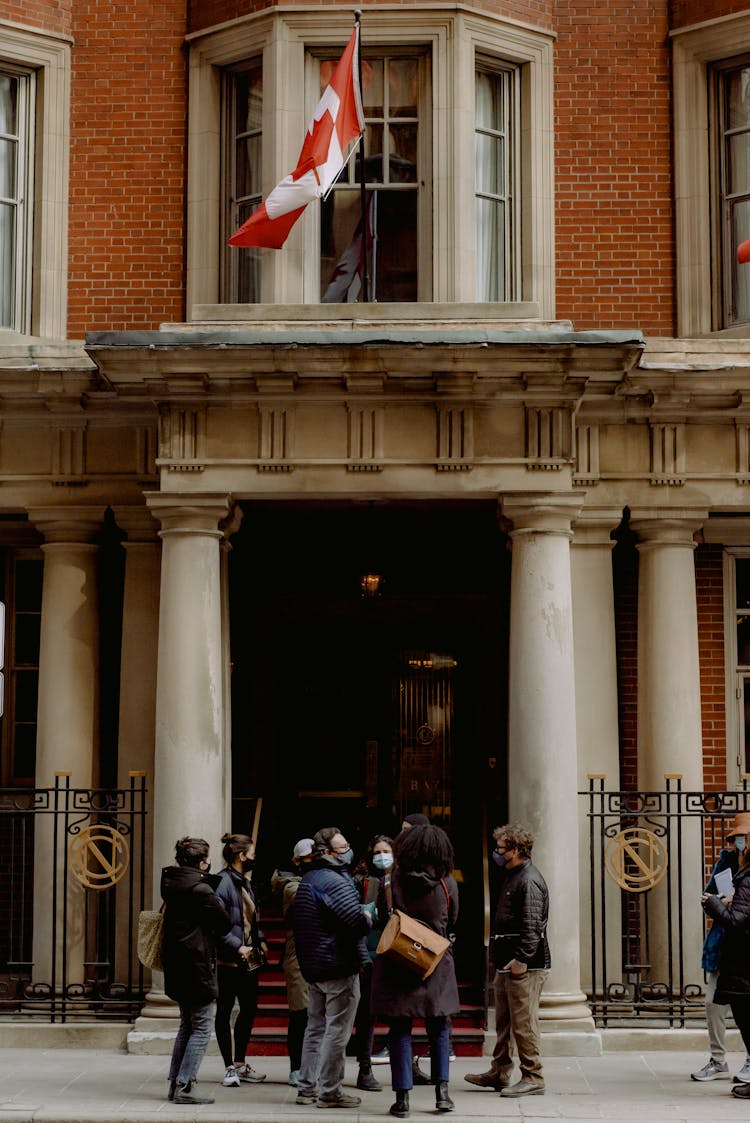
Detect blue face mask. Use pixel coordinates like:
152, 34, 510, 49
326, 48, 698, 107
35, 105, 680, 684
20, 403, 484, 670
336, 847, 354, 866
372, 852, 394, 871
492, 851, 508, 869
735, 835, 747, 853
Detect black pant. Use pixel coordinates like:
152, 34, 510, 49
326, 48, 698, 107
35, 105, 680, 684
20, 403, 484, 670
215, 964, 260, 1067
731, 996, 750, 1055
288, 1007, 308, 1071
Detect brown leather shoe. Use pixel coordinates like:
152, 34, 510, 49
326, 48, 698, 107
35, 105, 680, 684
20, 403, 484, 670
464, 1071, 507, 1091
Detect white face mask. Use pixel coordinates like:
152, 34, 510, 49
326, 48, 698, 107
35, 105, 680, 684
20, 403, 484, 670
735, 835, 747, 853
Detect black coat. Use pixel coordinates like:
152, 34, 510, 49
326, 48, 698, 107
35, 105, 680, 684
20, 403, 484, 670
371, 866, 460, 1019
160, 865, 231, 1006
703, 861, 750, 1000
492, 859, 551, 970
293, 856, 370, 982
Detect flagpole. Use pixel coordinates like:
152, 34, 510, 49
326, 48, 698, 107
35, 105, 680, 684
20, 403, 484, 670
354, 10, 369, 302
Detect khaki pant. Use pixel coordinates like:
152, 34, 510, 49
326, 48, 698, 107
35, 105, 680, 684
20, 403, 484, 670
490, 969, 547, 1086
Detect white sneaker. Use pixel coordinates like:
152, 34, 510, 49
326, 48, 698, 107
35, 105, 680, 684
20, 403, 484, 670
238, 1063, 267, 1083
691, 1057, 730, 1081
734, 1059, 750, 1084
223, 1065, 241, 1087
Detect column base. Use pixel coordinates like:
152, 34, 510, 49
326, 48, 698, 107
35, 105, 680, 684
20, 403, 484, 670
539, 990, 602, 1056
128, 986, 222, 1055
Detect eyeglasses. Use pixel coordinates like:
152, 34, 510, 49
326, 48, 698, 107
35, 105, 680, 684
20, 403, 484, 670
495, 845, 509, 853
332, 843, 350, 854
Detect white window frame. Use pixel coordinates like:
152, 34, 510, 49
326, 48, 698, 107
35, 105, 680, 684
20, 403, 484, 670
0, 20, 70, 340
186, 7, 554, 314
474, 59, 521, 302
672, 12, 750, 337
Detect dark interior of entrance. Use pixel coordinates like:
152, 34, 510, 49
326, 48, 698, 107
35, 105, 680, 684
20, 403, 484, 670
227, 500, 509, 979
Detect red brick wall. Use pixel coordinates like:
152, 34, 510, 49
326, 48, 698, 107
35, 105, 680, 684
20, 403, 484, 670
65, 1, 187, 334
672, 0, 750, 30
696, 545, 728, 790
554, 0, 674, 334
0, 0, 71, 35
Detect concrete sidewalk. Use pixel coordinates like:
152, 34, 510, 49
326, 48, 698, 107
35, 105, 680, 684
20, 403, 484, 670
2, 1049, 750, 1123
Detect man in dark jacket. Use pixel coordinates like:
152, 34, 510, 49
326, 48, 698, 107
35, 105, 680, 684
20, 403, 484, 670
465, 823, 550, 1099
161, 836, 231, 1105
293, 826, 371, 1108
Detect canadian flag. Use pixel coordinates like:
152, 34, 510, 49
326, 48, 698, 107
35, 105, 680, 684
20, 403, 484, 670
739, 238, 750, 264
228, 26, 365, 250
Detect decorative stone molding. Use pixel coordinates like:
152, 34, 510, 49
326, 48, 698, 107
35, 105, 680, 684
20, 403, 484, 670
258, 405, 294, 472
736, 423, 750, 485
574, 424, 600, 486
525, 405, 573, 470
436, 405, 473, 471
144, 493, 233, 539
158, 406, 206, 467
52, 423, 87, 485
649, 422, 685, 486
347, 404, 383, 472
136, 426, 158, 479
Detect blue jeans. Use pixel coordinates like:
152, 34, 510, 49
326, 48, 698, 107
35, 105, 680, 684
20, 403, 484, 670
388, 1015, 451, 1089
298, 974, 360, 1102
169, 1001, 215, 1085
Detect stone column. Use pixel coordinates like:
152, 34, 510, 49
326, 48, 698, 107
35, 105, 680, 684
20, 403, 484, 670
571, 510, 622, 997
504, 493, 600, 1054
28, 507, 102, 985
113, 507, 161, 985
129, 493, 232, 1051
631, 509, 707, 987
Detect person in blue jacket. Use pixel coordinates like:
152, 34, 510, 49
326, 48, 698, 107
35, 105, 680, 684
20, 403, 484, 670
293, 826, 372, 1109
214, 832, 269, 1088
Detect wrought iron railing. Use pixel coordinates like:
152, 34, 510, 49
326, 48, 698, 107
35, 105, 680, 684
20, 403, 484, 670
582, 776, 750, 1026
0, 772, 148, 1022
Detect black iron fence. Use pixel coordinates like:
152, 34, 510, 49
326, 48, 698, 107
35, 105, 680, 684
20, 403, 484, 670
582, 776, 750, 1026
0, 773, 148, 1021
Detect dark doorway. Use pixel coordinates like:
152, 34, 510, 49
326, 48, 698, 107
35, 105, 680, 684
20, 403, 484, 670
227, 499, 510, 979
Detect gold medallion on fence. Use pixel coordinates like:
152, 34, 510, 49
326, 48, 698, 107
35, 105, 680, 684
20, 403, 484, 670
604, 827, 668, 892
68, 825, 130, 889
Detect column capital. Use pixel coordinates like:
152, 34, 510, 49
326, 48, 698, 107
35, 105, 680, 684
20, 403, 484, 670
630, 507, 708, 551
27, 506, 103, 544
144, 492, 234, 538
502, 492, 584, 538
572, 507, 624, 549
113, 505, 160, 543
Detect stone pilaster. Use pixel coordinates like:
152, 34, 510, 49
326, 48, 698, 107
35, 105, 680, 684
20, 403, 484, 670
129, 493, 233, 1051
571, 510, 623, 996
28, 507, 103, 985
504, 493, 600, 1054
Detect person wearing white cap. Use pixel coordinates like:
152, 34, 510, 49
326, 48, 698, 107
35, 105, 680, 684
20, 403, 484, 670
271, 839, 315, 1086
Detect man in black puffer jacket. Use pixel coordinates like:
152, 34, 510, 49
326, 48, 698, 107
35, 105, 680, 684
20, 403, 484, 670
465, 823, 550, 1099
293, 826, 370, 1108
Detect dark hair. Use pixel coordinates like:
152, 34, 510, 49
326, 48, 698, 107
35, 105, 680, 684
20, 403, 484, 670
313, 826, 342, 853
175, 836, 210, 868
221, 832, 253, 865
403, 813, 430, 828
364, 833, 393, 873
393, 824, 454, 877
493, 823, 534, 859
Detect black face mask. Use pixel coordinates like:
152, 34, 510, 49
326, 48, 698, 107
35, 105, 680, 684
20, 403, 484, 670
242, 858, 255, 872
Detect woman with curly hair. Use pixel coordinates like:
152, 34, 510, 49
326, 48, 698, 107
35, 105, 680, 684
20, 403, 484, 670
371, 824, 459, 1118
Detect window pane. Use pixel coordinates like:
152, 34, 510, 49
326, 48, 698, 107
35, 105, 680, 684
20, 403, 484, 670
0, 73, 18, 134
356, 123, 384, 184
733, 199, 750, 322
388, 59, 417, 118
738, 613, 750, 665
361, 59, 383, 117
745, 678, 750, 774
320, 189, 417, 302
14, 615, 40, 666
476, 133, 504, 196
0, 137, 17, 197
13, 722, 36, 781
15, 559, 42, 612
476, 70, 504, 131
728, 67, 750, 130
235, 66, 262, 134
236, 133, 262, 199
14, 668, 38, 721
476, 197, 505, 301
0, 201, 14, 329
729, 132, 750, 195
388, 124, 417, 183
